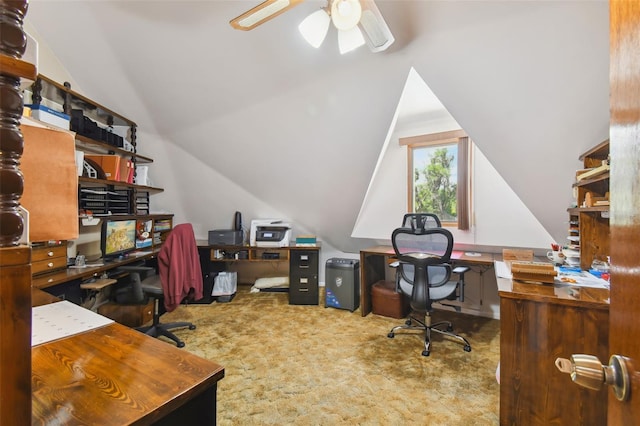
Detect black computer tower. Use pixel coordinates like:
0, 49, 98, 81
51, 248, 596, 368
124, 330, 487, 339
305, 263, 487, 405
325, 258, 360, 312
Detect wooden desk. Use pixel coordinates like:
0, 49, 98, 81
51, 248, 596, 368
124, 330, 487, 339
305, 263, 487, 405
497, 273, 609, 425
32, 249, 160, 290
198, 242, 321, 305
31, 289, 225, 425
359, 245, 495, 317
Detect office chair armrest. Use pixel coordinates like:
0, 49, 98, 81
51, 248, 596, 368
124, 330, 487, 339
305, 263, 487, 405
119, 267, 163, 298
116, 265, 156, 282
452, 266, 470, 302
113, 265, 155, 304
452, 266, 470, 275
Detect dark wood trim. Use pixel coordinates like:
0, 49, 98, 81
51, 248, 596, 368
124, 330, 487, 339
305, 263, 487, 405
0, 1, 33, 423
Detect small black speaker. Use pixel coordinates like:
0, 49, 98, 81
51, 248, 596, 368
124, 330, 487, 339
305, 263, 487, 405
234, 211, 242, 231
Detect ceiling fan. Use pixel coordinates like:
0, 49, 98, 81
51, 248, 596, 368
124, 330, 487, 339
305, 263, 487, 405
230, 0, 395, 54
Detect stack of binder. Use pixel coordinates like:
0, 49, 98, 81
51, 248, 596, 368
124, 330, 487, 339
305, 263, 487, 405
295, 235, 317, 246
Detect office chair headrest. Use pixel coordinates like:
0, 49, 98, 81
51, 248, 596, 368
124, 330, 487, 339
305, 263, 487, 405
391, 226, 454, 265
402, 213, 442, 232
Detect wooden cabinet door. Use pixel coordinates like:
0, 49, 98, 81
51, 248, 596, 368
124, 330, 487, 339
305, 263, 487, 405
607, 0, 640, 422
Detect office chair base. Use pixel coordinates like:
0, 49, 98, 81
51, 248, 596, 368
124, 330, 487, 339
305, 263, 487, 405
137, 322, 196, 348
388, 315, 471, 356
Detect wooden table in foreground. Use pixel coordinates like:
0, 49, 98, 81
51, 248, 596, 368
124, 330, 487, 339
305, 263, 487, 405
359, 245, 495, 317
497, 274, 610, 425
31, 289, 225, 425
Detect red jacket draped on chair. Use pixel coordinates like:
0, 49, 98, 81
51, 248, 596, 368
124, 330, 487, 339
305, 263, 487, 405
158, 223, 203, 312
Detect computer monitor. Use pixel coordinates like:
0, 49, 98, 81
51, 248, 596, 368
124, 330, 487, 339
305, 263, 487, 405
101, 218, 137, 261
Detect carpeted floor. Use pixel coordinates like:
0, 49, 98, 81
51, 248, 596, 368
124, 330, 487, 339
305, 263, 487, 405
162, 285, 500, 425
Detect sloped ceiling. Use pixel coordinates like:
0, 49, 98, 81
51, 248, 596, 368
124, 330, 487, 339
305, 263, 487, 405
25, 1, 609, 253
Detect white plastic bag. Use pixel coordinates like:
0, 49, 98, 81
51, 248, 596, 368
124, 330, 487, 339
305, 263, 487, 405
212, 272, 237, 296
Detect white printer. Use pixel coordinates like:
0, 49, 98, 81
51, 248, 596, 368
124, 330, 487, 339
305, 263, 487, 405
250, 219, 291, 247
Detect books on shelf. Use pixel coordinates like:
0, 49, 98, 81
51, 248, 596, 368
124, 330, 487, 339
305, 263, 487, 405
154, 219, 172, 231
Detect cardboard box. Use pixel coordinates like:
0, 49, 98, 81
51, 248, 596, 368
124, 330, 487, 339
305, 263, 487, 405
119, 159, 134, 183
85, 154, 120, 181
25, 104, 70, 130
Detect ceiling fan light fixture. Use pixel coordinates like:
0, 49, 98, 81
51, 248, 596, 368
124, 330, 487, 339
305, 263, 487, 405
298, 9, 331, 48
331, 0, 362, 31
358, 8, 394, 52
338, 26, 365, 54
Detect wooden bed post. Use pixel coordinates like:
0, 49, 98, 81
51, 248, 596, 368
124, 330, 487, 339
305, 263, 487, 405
0, 0, 36, 423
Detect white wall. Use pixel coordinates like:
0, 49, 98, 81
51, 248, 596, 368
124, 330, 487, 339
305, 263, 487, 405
25, 24, 347, 280
353, 69, 553, 251
351, 69, 554, 319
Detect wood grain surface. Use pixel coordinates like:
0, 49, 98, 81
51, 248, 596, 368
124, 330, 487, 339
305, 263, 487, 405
31, 290, 224, 425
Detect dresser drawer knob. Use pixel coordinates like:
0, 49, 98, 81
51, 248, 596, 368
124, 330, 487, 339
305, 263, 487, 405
47, 251, 54, 257
47, 262, 54, 268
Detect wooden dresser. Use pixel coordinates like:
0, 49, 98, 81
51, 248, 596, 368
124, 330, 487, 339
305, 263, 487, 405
498, 275, 609, 425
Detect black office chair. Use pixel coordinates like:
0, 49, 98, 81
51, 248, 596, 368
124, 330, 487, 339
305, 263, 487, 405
402, 213, 441, 230
116, 223, 202, 348
387, 226, 471, 356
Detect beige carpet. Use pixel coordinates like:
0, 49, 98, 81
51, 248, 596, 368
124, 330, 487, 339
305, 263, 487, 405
162, 285, 500, 425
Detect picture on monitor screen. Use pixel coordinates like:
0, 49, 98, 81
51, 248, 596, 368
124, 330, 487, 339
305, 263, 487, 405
102, 218, 137, 260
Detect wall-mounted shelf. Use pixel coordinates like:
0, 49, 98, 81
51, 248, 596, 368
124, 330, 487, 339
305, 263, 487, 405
75, 135, 153, 163
568, 206, 609, 214
31, 74, 135, 128
27, 74, 166, 220
0, 54, 37, 80
567, 139, 610, 270
78, 177, 164, 193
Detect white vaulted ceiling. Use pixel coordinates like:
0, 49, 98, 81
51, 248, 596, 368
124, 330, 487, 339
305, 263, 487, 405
25, 1, 609, 253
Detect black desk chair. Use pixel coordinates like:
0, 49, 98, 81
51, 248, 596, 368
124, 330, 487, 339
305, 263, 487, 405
401, 213, 441, 230
387, 226, 471, 356
115, 223, 203, 348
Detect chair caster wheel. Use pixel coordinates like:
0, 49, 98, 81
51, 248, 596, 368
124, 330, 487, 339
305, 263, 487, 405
177, 342, 185, 348
405, 319, 412, 326
189, 325, 196, 330
421, 350, 430, 356
464, 345, 471, 352
388, 332, 395, 338
446, 325, 454, 332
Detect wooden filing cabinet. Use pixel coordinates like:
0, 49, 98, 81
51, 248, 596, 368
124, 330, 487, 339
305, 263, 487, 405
289, 248, 319, 305
31, 243, 67, 276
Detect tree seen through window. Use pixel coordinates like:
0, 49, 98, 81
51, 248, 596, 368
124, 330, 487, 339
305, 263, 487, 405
412, 144, 457, 222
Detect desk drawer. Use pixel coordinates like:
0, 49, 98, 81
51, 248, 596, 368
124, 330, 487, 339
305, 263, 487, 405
32, 244, 67, 276
32, 245, 67, 262
98, 301, 154, 327
32, 256, 68, 275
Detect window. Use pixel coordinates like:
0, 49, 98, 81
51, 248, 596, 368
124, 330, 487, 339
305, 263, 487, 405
400, 130, 472, 230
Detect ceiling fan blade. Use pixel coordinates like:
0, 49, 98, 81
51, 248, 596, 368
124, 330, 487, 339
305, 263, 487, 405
357, 0, 394, 52
230, 0, 305, 31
